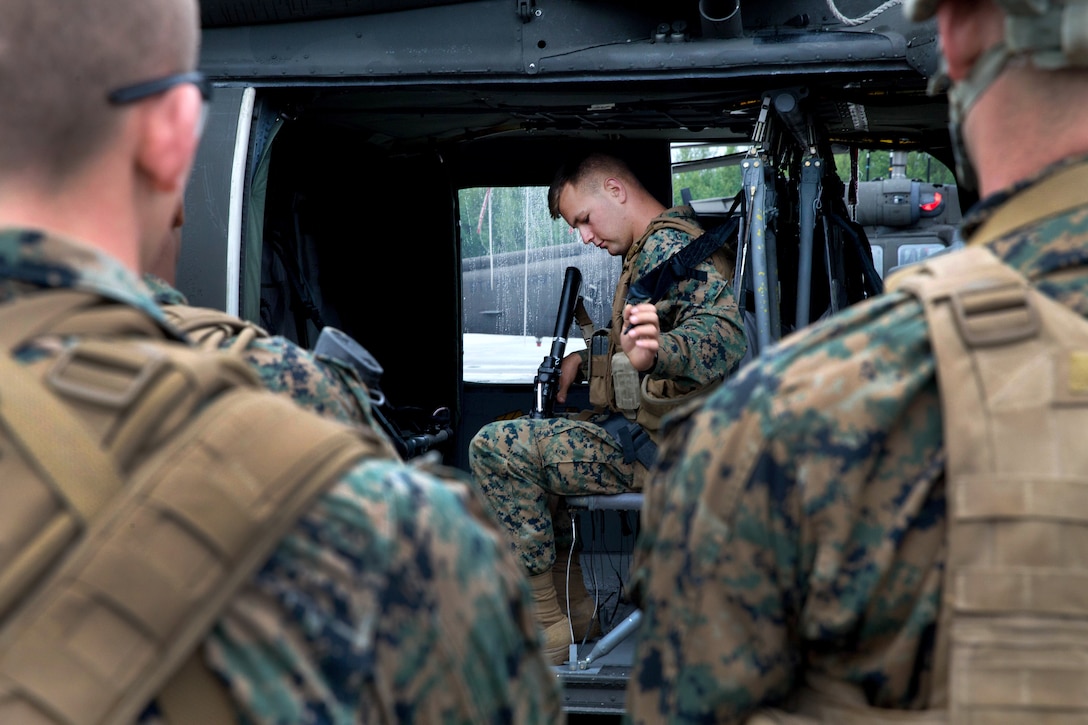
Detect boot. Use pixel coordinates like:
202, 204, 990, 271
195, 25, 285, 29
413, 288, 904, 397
528, 571, 572, 666
553, 549, 601, 641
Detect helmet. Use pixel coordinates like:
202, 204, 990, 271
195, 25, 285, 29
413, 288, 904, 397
904, 0, 1088, 189
904, 1, 1088, 69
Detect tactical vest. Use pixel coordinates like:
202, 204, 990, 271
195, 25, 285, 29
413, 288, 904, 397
746, 192, 1088, 722
584, 213, 734, 429
159, 302, 267, 354
0, 289, 386, 724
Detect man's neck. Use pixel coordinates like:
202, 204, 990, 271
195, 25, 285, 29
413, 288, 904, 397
0, 177, 142, 272
631, 198, 668, 241
970, 67, 1088, 198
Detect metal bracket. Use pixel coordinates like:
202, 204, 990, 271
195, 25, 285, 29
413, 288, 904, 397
517, 0, 536, 23
749, 93, 774, 157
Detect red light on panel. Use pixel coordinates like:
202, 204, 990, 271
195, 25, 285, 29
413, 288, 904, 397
920, 191, 943, 213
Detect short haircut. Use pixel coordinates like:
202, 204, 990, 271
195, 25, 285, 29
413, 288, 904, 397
0, 0, 200, 184
547, 152, 636, 220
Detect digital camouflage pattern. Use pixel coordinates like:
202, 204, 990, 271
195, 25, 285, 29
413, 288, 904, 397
626, 155, 1088, 723
141, 273, 382, 431
0, 229, 563, 725
470, 205, 747, 575
621, 206, 747, 400
469, 410, 635, 574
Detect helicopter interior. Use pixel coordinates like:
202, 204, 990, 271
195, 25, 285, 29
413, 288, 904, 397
181, 4, 959, 708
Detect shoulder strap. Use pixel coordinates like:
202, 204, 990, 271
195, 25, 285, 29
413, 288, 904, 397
161, 303, 268, 355
0, 288, 175, 346
0, 290, 181, 526
628, 200, 742, 305
642, 214, 704, 240
622, 209, 703, 275
889, 247, 1088, 721
572, 297, 596, 349
0, 291, 380, 724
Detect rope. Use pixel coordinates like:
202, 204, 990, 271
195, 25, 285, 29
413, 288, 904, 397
824, 0, 904, 26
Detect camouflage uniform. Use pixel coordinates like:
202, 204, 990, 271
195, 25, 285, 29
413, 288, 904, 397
626, 156, 1088, 723
0, 229, 563, 725
470, 205, 747, 575
141, 273, 381, 431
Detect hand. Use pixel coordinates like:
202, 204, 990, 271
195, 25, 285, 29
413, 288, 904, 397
620, 303, 660, 372
557, 351, 584, 403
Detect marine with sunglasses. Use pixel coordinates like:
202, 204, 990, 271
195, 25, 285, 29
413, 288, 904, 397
0, 1, 561, 722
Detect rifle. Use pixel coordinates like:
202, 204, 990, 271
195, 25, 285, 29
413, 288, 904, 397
314, 326, 453, 458
530, 266, 582, 419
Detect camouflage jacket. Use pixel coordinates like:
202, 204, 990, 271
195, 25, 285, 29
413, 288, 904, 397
627, 156, 1088, 723
616, 205, 747, 399
580, 205, 746, 435
0, 229, 562, 724
141, 273, 382, 433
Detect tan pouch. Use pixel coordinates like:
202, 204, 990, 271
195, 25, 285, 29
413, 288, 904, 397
637, 375, 722, 434
611, 351, 640, 417
588, 329, 611, 408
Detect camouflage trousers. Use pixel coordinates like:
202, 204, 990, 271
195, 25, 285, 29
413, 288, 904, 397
468, 411, 639, 575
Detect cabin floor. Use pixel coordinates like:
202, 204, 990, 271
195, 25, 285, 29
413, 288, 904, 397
555, 513, 641, 720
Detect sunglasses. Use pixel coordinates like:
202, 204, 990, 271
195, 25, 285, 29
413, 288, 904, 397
107, 71, 211, 104
107, 71, 213, 135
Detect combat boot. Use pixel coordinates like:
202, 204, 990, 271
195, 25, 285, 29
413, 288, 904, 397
528, 571, 572, 666
554, 548, 601, 641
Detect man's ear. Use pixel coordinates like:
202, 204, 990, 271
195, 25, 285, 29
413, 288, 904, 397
604, 176, 628, 203
937, 0, 1005, 83
136, 85, 202, 193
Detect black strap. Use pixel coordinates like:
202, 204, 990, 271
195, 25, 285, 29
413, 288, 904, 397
827, 212, 885, 298
600, 414, 657, 468
627, 203, 742, 305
